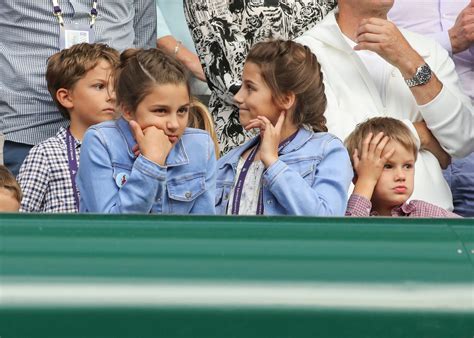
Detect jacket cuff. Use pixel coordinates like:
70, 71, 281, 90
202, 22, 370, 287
135, 154, 167, 180
262, 159, 287, 187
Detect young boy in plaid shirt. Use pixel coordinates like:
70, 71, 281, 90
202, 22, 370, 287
344, 117, 459, 217
18, 43, 119, 212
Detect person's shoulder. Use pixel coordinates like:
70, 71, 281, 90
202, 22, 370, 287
181, 128, 214, 152
87, 119, 117, 131
296, 10, 336, 40
181, 127, 213, 144
308, 130, 345, 149
183, 127, 210, 137
28, 129, 67, 156
410, 200, 462, 218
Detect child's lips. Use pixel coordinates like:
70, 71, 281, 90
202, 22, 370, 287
168, 135, 179, 143
103, 108, 116, 114
394, 186, 407, 193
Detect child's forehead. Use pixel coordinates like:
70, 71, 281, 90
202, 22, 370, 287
385, 139, 416, 160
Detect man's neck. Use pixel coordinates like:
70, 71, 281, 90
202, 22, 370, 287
336, 7, 388, 42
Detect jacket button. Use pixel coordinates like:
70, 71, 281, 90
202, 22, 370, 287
224, 193, 229, 200
267, 200, 272, 205
185, 191, 192, 199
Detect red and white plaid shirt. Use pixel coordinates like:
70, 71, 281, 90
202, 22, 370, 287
345, 194, 461, 218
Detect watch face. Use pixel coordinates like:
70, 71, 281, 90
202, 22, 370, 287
418, 64, 432, 84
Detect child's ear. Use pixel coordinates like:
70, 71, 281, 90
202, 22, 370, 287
56, 88, 74, 110
121, 104, 134, 120
279, 92, 296, 111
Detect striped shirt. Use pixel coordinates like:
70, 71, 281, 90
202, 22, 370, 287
18, 127, 81, 213
345, 194, 461, 218
0, 1, 156, 146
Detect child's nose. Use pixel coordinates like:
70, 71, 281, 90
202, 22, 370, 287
233, 86, 244, 104
167, 115, 179, 131
395, 168, 406, 181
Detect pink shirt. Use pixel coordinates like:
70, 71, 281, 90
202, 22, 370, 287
389, 0, 474, 102
345, 194, 461, 217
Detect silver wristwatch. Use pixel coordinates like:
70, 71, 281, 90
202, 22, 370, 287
405, 63, 432, 87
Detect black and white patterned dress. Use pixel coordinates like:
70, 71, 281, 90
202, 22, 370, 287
184, 0, 337, 154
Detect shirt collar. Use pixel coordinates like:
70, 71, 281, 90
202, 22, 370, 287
369, 201, 415, 216
58, 126, 81, 148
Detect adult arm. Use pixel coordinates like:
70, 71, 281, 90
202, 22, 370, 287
133, 0, 157, 48
355, 18, 474, 157
156, 5, 206, 81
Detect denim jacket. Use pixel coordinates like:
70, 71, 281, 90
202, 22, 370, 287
216, 127, 353, 216
78, 117, 216, 214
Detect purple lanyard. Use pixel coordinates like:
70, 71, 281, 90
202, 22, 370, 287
66, 129, 80, 209
52, 0, 99, 27
231, 130, 299, 215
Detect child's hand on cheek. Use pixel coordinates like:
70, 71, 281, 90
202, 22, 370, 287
352, 132, 395, 199
245, 112, 285, 168
130, 120, 173, 166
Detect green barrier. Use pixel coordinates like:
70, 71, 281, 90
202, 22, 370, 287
0, 214, 473, 338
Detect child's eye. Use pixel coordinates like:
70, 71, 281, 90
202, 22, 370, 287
93, 83, 105, 90
178, 107, 189, 115
403, 163, 413, 169
383, 164, 392, 169
153, 108, 167, 114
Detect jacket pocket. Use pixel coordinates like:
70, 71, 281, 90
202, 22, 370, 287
287, 158, 320, 185
167, 174, 206, 202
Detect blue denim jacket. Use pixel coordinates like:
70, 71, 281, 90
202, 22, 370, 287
216, 127, 353, 216
78, 118, 216, 214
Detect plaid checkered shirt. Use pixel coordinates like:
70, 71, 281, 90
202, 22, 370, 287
345, 194, 461, 218
18, 127, 80, 212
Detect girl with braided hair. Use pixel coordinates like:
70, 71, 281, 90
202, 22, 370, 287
216, 39, 352, 216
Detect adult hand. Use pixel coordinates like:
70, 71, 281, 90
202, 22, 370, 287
129, 120, 172, 166
244, 112, 285, 168
352, 132, 395, 200
449, 0, 474, 54
354, 17, 425, 78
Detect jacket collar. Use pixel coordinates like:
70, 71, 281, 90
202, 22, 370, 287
218, 127, 314, 170
117, 117, 189, 167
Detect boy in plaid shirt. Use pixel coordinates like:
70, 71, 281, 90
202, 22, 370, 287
18, 43, 119, 212
344, 117, 459, 217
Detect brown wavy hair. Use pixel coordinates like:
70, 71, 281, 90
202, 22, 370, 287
115, 48, 190, 114
46, 43, 119, 119
245, 39, 328, 132
344, 117, 418, 167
